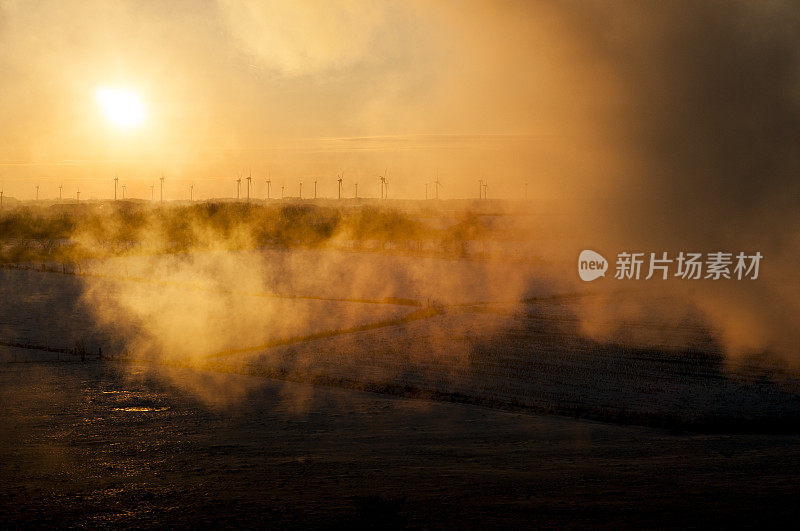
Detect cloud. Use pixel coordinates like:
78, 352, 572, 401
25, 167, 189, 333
216, 0, 389, 76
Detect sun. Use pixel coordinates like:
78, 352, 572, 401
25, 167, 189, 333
94, 86, 145, 129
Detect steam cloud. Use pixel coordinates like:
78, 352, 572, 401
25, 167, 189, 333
556, 1, 800, 360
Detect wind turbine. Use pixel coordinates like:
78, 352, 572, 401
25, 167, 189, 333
114, 174, 118, 201
337, 174, 343, 199
482, 181, 488, 199
379, 167, 391, 199
246, 172, 252, 202
281, 184, 285, 199
121, 185, 126, 199
190, 183, 194, 202
314, 179, 318, 199
236, 175, 241, 200
76, 187, 81, 202
478, 179, 484, 199
35, 185, 39, 201
160, 173, 165, 202
58, 184, 62, 202
266, 171, 271, 199
434, 174, 442, 200
299, 180, 302, 199
354, 182, 358, 199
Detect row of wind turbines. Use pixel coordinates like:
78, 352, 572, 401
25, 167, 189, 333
235, 170, 391, 201
1, 183, 84, 207
114, 173, 166, 202
2, 171, 530, 205
227, 169, 459, 201
111, 169, 444, 202
0, 173, 167, 207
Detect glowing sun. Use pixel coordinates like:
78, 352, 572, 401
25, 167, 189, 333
94, 86, 145, 129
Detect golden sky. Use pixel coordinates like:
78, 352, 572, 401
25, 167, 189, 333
1, 0, 797, 209
0, 0, 618, 200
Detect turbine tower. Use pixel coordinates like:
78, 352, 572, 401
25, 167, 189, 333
299, 180, 303, 199
478, 179, 483, 199
337, 174, 343, 199
434, 178, 441, 200
266, 171, 271, 199
314, 179, 318, 199
379, 167, 390, 199
354, 182, 358, 199
236, 175, 241, 200
58, 184, 62, 202
190, 183, 194, 202
121, 185, 126, 199
35, 185, 39, 201
160, 173, 165, 203
76, 187, 80, 202
114, 174, 118, 201
246, 172, 252, 202
281, 184, 285, 199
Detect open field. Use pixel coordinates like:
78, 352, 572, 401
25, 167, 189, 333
3, 362, 800, 528
2, 205, 800, 527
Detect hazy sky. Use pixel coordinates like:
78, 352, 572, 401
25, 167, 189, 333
0, 0, 798, 208
1, 0, 597, 200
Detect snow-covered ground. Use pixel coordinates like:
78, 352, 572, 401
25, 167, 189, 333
4, 253, 800, 527
2, 362, 800, 528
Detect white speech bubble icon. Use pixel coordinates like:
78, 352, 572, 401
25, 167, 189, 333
578, 250, 608, 281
